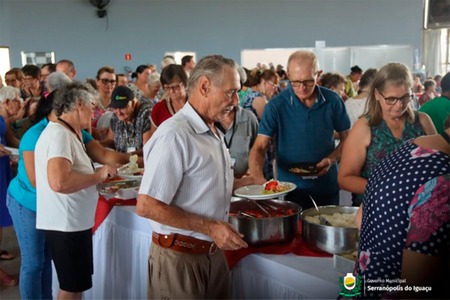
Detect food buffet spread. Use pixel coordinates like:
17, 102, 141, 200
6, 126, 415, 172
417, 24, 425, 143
67, 177, 357, 299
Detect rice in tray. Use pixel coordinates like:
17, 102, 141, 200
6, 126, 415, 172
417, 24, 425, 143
304, 213, 356, 228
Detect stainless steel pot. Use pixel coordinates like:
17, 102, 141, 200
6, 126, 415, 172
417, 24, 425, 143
300, 205, 359, 254
228, 199, 301, 246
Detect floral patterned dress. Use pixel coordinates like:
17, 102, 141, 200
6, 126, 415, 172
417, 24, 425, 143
355, 139, 450, 298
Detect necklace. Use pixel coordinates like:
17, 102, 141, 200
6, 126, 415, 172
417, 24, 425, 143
97, 96, 108, 111
57, 117, 82, 143
57, 117, 95, 170
223, 110, 237, 149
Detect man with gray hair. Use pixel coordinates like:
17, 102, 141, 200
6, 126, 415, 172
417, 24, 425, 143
137, 55, 258, 299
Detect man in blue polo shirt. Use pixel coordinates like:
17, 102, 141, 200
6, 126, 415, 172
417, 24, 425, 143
249, 50, 350, 209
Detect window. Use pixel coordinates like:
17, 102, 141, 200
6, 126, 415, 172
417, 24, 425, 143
441, 29, 450, 75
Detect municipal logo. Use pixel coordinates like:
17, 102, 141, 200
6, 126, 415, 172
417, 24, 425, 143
339, 273, 362, 297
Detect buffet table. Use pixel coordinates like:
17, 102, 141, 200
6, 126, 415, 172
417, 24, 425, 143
52, 205, 341, 299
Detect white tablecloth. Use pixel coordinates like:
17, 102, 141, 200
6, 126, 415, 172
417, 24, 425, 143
52, 206, 340, 299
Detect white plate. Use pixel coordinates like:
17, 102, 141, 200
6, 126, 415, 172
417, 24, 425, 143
117, 171, 143, 180
5, 147, 19, 156
234, 182, 296, 200
98, 180, 140, 200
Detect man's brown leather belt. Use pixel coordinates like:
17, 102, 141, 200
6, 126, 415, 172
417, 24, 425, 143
152, 232, 217, 255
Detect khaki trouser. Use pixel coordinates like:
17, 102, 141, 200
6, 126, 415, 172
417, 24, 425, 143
148, 243, 231, 299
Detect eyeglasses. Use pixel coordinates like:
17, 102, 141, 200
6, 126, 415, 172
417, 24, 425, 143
378, 90, 413, 105
224, 89, 240, 99
23, 76, 35, 81
100, 78, 117, 85
164, 82, 183, 92
289, 79, 315, 88
265, 81, 278, 88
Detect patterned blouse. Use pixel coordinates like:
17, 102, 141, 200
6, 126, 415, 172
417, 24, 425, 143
354, 113, 425, 205
241, 90, 264, 121
110, 102, 152, 153
355, 140, 450, 298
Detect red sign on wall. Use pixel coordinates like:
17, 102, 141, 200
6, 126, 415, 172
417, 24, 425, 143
125, 53, 132, 61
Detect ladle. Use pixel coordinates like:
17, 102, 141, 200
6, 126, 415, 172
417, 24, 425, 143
237, 211, 256, 219
308, 195, 331, 225
252, 200, 270, 217
308, 194, 319, 212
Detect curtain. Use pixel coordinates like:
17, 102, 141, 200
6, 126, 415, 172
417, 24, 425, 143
422, 29, 442, 77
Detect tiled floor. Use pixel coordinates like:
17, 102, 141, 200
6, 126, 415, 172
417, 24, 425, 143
0, 226, 21, 299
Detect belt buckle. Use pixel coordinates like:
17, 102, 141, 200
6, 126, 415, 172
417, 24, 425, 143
208, 242, 217, 255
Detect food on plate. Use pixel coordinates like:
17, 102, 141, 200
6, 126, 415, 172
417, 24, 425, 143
304, 213, 356, 228
262, 180, 290, 194
289, 164, 317, 175
104, 176, 125, 183
98, 180, 141, 195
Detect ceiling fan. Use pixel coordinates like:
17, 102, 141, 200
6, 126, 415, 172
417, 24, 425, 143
89, 0, 110, 18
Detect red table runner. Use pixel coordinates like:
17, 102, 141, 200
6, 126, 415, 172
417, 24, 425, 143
224, 222, 331, 268
92, 198, 332, 266
92, 195, 137, 233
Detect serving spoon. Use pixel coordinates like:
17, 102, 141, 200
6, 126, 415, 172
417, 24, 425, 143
308, 194, 319, 212
308, 195, 331, 225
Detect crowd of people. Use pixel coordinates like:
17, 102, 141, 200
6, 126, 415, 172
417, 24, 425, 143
0, 51, 448, 299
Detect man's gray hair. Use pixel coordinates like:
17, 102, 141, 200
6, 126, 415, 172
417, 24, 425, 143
187, 55, 237, 94
53, 81, 95, 117
47, 71, 72, 92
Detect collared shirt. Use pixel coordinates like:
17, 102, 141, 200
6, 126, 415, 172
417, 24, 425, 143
225, 106, 259, 177
139, 102, 233, 241
258, 85, 350, 195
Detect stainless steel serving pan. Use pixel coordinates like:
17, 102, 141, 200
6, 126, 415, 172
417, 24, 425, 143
300, 205, 359, 254
229, 199, 301, 246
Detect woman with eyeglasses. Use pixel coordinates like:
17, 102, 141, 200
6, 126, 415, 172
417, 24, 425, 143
148, 64, 188, 138
241, 69, 278, 121
338, 63, 436, 209
241, 69, 279, 180
91, 66, 116, 139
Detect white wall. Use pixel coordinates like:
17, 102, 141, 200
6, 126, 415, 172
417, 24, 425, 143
0, 0, 424, 79
241, 45, 414, 74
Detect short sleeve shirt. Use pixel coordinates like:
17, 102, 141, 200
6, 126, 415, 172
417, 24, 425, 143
150, 99, 173, 128
139, 102, 234, 241
110, 101, 152, 153
258, 86, 350, 195
35, 122, 97, 231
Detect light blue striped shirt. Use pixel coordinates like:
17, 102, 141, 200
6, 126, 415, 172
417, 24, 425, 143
139, 102, 233, 241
